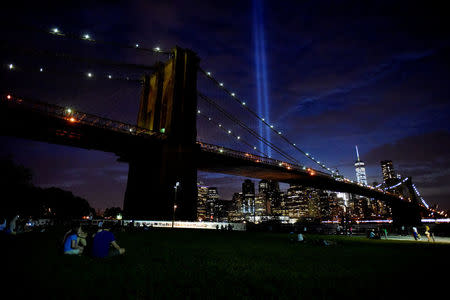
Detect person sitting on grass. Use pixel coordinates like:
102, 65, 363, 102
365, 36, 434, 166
63, 223, 87, 255
92, 222, 125, 258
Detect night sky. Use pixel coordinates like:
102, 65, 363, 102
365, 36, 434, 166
1, 0, 449, 211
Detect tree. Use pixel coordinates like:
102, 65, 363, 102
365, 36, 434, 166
0, 157, 95, 219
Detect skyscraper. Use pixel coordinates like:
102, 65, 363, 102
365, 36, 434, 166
381, 160, 395, 183
242, 179, 255, 215
197, 182, 208, 221
354, 146, 368, 185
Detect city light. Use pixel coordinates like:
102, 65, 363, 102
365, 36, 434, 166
8, 64, 14, 70
87, 72, 93, 78
51, 28, 59, 33
154, 47, 161, 51
6, 94, 12, 100
83, 34, 91, 40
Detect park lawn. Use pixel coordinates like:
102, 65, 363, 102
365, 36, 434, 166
3, 229, 449, 299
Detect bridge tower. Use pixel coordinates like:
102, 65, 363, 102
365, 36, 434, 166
123, 47, 199, 220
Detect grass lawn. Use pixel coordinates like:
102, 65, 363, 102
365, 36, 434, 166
3, 229, 449, 299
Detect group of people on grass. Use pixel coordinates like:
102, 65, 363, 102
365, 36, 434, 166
63, 221, 125, 258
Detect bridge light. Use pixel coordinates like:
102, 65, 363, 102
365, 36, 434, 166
6, 94, 12, 100
51, 28, 59, 33
293, 143, 296, 146
278, 131, 282, 135
87, 72, 93, 78
40, 68, 43, 72
8, 64, 14, 70
306, 153, 309, 156
206, 71, 211, 76
219, 83, 224, 87
66, 108, 72, 113
231, 93, 235, 97
83, 34, 91, 40
237, 136, 240, 139
218, 124, 222, 127
261, 118, 265, 121
253, 146, 257, 150
135, 43, 139, 48
228, 130, 231, 134
270, 125, 274, 128
242, 102, 246, 106
197, 110, 201, 114
219, 149, 223, 153
208, 117, 211, 121
154, 46, 161, 51
108, 75, 112, 79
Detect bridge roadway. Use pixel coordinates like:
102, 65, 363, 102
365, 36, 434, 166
0, 96, 408, 205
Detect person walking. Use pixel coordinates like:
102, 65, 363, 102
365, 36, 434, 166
424, 225, 434, 242
412, 227, 420, 241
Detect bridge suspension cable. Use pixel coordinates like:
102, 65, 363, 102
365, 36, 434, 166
198, 92, 301, 165
3, 61, 143, 83
5, 24, 172, 56
1, 43, 157, 72
197, 110, 269, 158
198, 67, 338, 175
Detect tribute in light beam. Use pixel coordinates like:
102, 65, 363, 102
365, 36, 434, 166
253, 0, 271, 156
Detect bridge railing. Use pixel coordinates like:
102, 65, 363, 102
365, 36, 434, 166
1, 94, 165, 139
197, 141, 331, 177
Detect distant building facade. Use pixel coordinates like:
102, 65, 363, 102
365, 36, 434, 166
381, 160, 396, 184
354, 146, 368, 185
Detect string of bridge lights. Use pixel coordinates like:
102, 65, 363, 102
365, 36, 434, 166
48, 27, 171, 55
5, 62, 142, 83
198, 67, 340, 176
197, 110, 269, 158
198, 92, 301, 165
412, 183, 429, 209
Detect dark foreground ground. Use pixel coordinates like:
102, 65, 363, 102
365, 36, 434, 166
2, 229, 449, 299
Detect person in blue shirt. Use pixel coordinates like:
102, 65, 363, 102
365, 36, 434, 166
63, 223, 87, 255
92, 222, 125, 258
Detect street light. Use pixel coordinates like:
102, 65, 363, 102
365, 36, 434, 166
172, 182, 179, 228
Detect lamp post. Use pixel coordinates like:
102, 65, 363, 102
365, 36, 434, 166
172, 182, 179, 228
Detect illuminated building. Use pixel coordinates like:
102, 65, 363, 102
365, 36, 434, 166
229, 192, 244, 221
284, 185, 320, 220
242, 179, 255, 216
206, 187, 220, 221
258, 179, 281, 214
197, 182, 208, 221
381, 160, 396, 184
354, 146, 368, 185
